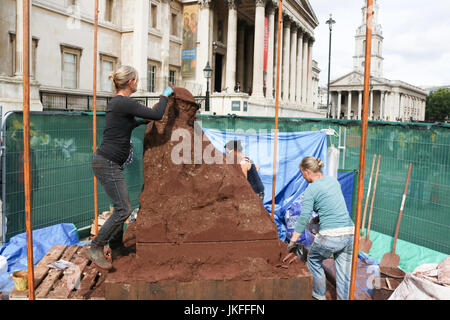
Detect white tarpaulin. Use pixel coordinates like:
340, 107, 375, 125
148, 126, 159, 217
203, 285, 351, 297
389, 258, 450, 300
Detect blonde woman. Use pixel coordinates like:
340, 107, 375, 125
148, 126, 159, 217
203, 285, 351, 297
288, 156, 354, 300
86, 65, 174, 270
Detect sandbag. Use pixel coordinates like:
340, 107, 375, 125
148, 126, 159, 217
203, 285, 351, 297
389, 261, 450, 300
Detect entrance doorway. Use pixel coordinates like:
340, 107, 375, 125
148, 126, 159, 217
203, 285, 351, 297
214, 53, 223, 93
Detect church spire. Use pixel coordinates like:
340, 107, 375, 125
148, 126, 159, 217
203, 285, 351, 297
353, 0, 384, 78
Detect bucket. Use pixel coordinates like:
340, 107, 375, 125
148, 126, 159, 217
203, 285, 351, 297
12, 270, 28, 291
372, 276, 401, 300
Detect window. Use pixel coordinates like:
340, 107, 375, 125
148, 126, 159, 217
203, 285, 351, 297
31, 38, 39, 79
9, 32, 16, 76
61, 45, 82, 89
63, 52, 77, 88
100, 54, 116, 92
151, 3, 158, 29
105, 0, 113, 22
148, 64, 156, 92
169, 70, 176, 85
8, 33, 38, 78
171, 13, 178, 36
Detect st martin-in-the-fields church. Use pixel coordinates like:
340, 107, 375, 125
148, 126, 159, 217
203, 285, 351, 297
329, 0, 427, 122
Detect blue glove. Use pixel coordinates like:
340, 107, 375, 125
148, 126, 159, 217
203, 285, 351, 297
162, 86, 174, 97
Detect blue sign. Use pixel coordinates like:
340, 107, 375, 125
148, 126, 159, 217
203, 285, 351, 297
181, 48, 196, 60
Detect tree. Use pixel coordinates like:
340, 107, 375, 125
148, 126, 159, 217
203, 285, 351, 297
425, 88, 450, 122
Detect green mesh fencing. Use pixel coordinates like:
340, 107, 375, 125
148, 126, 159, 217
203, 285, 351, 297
2, 111, 145, 241
2, 112, 449, 255
197, 115, 450, 254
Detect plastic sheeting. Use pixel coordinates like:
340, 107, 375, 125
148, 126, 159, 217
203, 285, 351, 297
0, 223, 83, 298
389, 262, 450, 300
362, 230, 448, 274
203, 129, 328, 240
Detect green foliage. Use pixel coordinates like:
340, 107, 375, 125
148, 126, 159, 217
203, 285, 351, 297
425, 88, 450, 121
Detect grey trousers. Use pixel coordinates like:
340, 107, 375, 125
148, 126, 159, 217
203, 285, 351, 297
91, 152, 132, 249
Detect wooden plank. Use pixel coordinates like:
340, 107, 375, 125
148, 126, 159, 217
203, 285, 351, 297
9, 245, 69, 300
70, 265, 99, 299
88, 268, 107, 300
35, 245, 79, 298
47, 246, 89, 299
34, 245, 67, 287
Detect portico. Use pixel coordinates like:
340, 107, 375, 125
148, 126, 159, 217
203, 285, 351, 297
194, 0, 323, 118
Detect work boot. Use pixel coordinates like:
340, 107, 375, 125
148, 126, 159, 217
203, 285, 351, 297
110, 246, 131, 260
85, 246, 112, 270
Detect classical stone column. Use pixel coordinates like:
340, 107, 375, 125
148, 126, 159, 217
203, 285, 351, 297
295, 29, 303, 104
282, 16, 291, 101
381, 91, 386, 120
307, 39, 314, 105
161, 0, 171, 91
196, 0, 213, 94
301, 33, 308, 104
347, 91, 352, 119
133, 0, 150, 92
225, 0, 238, 93
289, 23, 297, 103
266, 4, 275, 100
273, 9, 283, 100
237, 21, 245, 88
245, 26, 254, 92
369, 89, 374, 119
337, 91, 342, 118
252, 0, 266, 98
358, 90, 362, 120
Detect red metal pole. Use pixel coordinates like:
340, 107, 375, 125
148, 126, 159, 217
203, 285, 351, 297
271, 0, 283, 220
93, 0, 99, 235
22, 0, 35, 300
349, 0, 373, 300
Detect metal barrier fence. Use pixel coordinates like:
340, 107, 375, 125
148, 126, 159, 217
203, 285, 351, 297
197, 116, 450, 254
40, 91, 206, 113
1, 112, 449, 255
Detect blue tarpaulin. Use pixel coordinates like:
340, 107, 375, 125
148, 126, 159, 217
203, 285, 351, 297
0, 223, 83, 297
203, 129, 328, 241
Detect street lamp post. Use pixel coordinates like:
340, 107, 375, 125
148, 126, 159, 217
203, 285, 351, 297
326, 14, 336, 118
203, 61, 213, 112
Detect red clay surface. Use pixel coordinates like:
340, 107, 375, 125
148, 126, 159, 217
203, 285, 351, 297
107, 87, 311, 288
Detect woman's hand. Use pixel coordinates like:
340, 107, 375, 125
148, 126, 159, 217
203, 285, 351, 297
162, 86, 174, 97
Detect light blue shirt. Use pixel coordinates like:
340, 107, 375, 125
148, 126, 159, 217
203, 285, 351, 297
294, 176, 354, 235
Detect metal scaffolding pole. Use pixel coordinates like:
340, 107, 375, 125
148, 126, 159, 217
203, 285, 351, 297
22, 0, 35, 300
271, 0, 283, 220
349, 0, 374, 300
93, 0, 99, 235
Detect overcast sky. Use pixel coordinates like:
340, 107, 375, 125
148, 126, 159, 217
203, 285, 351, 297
311, 0, 450, 87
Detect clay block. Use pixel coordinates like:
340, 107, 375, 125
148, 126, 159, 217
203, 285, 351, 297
136, 240, 283, 267
105, 276, 312, 300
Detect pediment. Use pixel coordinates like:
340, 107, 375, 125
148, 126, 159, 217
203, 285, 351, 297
330, 71, 385, 87
299, 0, 319, 25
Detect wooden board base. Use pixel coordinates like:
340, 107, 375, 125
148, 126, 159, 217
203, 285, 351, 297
9, 245, 106, 300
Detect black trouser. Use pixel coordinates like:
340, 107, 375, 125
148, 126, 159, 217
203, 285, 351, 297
91, 152, 131, 249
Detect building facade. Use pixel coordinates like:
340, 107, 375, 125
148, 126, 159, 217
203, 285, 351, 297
0, 0, 324, 119
329, 0, 427, 122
